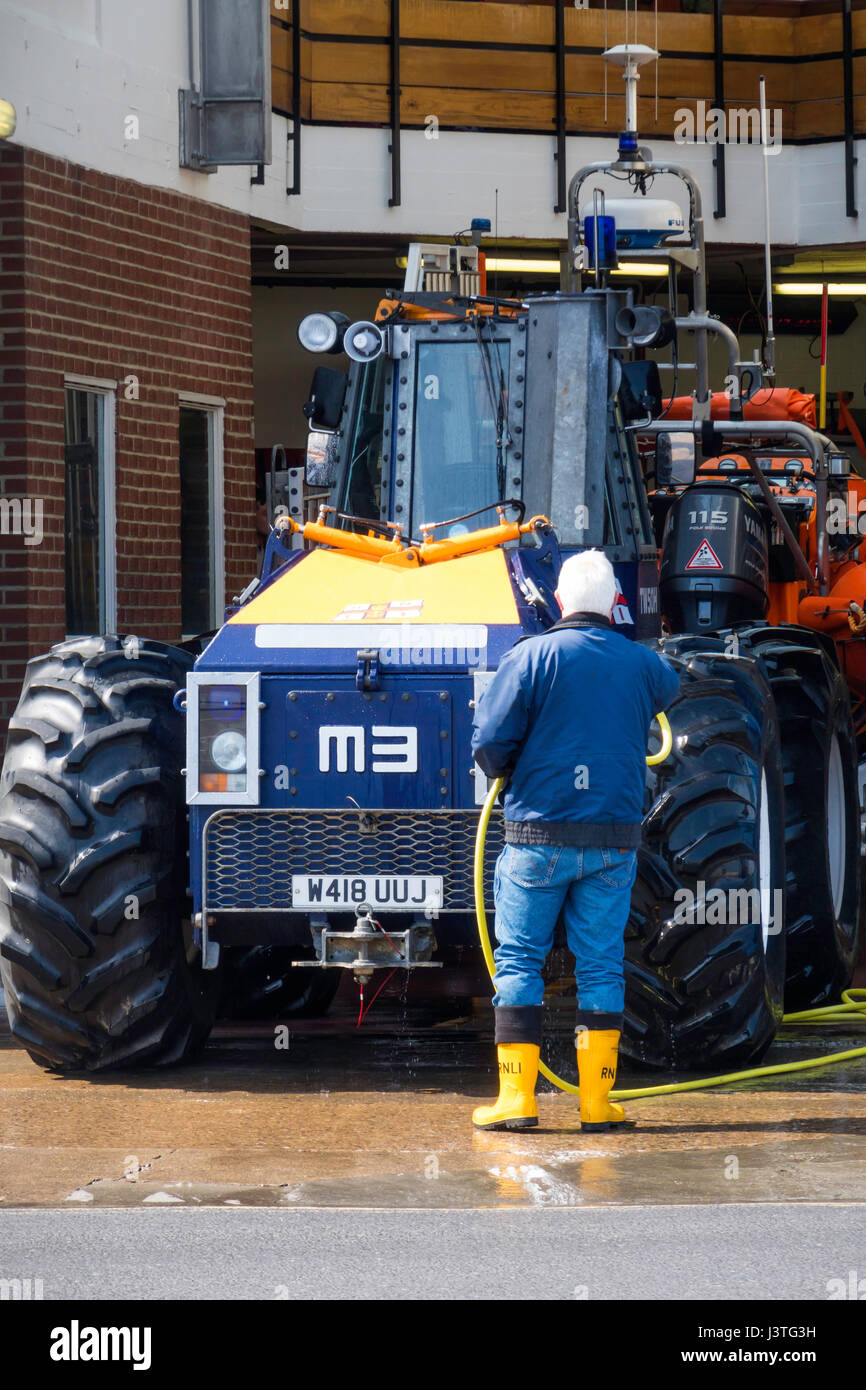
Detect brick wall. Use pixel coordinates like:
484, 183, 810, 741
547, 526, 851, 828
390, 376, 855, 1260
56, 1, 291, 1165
0, 144, 32, 730
0, 145, 257, 737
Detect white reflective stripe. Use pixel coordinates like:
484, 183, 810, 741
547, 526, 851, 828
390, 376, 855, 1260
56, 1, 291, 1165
255, 623, 488, 650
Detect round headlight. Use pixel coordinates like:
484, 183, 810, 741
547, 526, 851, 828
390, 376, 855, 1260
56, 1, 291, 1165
297, 311, 348, 353
211, 730, 246, 772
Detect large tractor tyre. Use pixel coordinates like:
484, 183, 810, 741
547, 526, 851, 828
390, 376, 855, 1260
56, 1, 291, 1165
723, 624, 861, 1010
623, 640, 786, 1070
219, 946, 341, 1021
0, 636, 220, 1072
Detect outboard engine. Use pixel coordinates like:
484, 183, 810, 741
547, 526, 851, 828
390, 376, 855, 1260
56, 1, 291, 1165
659, 484, 769, 632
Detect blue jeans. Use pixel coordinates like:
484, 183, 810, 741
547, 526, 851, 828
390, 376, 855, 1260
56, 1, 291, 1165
492, 843, 638, 1014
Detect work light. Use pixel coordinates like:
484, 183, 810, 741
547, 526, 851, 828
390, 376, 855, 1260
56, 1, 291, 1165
297, 311, 349, 354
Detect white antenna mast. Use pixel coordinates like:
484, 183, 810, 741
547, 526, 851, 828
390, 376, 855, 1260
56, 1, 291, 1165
654, 0, 659, 124
759, 74, 776, 380
604, 42, 658, 138
603, 0, 608, 124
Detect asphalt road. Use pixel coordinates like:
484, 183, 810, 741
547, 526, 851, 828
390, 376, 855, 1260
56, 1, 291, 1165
2, 1203, 864, 1301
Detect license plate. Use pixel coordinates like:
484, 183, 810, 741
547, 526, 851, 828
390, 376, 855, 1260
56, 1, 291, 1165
291, 874, 443, 911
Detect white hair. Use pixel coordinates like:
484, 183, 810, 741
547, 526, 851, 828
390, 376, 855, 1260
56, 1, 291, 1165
556, 549, 617, 618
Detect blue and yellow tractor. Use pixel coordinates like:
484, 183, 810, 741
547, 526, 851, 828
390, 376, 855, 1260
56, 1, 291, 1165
1, 110, 861, 1074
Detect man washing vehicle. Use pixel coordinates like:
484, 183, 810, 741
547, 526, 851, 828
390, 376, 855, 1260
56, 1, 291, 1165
470, 550, 680, 1131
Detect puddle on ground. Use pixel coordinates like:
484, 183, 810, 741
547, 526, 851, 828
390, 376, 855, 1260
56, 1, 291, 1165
1, 993, 865, 1209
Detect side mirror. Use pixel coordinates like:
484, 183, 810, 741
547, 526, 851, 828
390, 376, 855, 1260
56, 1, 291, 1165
303, 365, 347, 432
305, 430, 339, 488
619, 359, 663, 422
656, 431, 696, 487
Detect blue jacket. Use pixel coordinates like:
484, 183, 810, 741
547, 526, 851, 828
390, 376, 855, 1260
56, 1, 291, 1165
471, 614, 680, 847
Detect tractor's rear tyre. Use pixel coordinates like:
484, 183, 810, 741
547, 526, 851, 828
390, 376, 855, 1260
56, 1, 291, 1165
623, 639, 786, 1070
724, 625, 861, 1010
219, 946, 341, 1021
0, 637, 220, 1072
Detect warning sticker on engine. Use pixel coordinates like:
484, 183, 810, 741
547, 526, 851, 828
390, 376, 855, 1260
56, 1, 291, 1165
686, 539, 723, 570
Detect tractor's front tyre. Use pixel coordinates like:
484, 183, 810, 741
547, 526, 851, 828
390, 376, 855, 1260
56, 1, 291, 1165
624, 639, 786, 1070
0, 637, 220, 1072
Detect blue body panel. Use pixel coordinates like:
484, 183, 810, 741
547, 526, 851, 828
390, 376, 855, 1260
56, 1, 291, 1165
188, 548, 659, 919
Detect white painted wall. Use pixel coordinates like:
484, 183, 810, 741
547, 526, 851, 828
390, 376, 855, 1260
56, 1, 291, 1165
7, 1, 866, 449
1, 0, 864, 246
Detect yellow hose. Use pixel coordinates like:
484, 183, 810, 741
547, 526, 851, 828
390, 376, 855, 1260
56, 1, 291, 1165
473, 711, 866, 1101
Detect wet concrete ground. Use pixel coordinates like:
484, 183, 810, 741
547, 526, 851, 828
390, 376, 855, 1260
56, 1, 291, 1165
1, 984, 865, 1210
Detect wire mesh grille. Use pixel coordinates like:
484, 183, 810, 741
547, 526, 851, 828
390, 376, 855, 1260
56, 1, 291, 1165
205, 808, 505, 911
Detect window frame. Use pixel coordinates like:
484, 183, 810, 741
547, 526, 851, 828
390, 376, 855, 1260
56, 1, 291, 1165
387, 320, 526, 542
178, 393, 226, 637
63, 374, 117, 637
338, 355, 390, 526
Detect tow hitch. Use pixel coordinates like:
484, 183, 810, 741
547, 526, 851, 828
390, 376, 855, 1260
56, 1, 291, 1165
294, 903, 443, 986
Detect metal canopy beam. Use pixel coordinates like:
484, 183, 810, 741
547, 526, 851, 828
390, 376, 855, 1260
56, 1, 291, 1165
843, 0, 857, 219
389, 0, 401, 208
554, 0, 566, 214
712, 0, 726, 220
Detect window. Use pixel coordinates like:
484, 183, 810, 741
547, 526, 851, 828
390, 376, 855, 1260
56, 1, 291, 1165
340, 357, 387, 523
179, 396, 225, 637
64, 379, 116, 636
410, 340, 510, 538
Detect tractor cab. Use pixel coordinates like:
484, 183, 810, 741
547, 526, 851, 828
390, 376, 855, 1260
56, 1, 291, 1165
289, 247, 662, 642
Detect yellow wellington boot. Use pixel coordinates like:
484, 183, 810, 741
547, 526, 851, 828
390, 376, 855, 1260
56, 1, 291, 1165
577, 1029, 629, 1132
472, 1044, 539, 1130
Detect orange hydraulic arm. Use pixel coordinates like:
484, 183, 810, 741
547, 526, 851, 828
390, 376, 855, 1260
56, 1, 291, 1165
278, 508, 551, 567
288, 515, 411, 564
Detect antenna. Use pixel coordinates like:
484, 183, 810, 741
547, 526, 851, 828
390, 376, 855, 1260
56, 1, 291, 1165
494, 187, 499, 300
604, 43, 658, 138
759, 74, 776, 380
603, 0, 608, 123
654, 0, 659, 124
